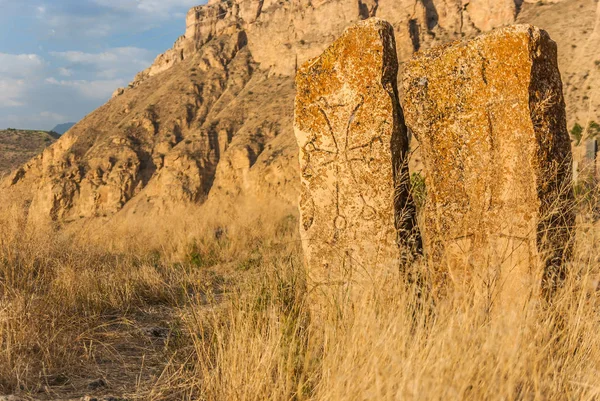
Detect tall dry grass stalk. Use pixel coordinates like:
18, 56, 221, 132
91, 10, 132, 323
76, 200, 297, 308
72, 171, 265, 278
171, 182, 600, 401
177, 230, 600, 400
1, 190, 600, 400
0, 204, 213, 395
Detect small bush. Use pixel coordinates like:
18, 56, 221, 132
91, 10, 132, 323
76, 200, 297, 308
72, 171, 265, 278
410, 171, 427, 208
571, 122, 584, 145
588, 121, 600, 138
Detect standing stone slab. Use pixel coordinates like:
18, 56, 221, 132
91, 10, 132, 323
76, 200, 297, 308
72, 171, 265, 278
294, 18, 419, 294
402, 25, 575, 304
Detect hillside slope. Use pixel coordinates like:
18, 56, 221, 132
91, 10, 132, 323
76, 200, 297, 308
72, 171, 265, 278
0, 129, 59, 177
1, 0, 595, 235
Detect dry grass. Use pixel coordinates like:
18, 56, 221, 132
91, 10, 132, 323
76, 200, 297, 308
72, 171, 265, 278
1, 196, 600, 400
178, 244, 600, 401
0, 204, 222, 396
0, 129, 58, 175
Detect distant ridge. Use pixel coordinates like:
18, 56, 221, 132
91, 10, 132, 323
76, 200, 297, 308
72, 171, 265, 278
50, 122, 76, 135
0, 129, 59, 175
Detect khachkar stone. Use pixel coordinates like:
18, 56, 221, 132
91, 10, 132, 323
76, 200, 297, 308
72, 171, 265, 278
402, 25, 575, 306
294, 18, 420, 300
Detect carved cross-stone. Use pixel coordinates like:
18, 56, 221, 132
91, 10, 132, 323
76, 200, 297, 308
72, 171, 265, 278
294, 18, 420, 301
402, 25, 575, 309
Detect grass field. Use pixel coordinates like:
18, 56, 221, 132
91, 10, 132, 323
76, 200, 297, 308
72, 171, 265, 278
0, 197, 599, 400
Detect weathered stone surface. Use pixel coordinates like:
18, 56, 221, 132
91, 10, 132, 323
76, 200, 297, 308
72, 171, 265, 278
402, 25, 575, 303
132, 0, 521, 82
295, 18, 419, 290
465, 0, 516, 32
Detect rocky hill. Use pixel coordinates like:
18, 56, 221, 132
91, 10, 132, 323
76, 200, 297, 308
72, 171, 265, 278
0, 0, 596, 234
0, 129, 59, 177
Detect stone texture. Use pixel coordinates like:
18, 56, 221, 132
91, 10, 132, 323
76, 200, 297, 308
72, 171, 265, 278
0, 0, 520, 228
402, 25, 575, 303
295, 18, 419, 290
131, 0, 521, 83
464, 0, 516, 32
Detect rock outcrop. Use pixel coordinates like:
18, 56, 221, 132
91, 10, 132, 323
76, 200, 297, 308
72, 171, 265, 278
132, 0, 522, 82
1, 33, 297, 225
295, 19, 419, 293
0, 0, 523, 230
403, 25, 575, 304
517, 0, 600, 129
3, 0, 592, 240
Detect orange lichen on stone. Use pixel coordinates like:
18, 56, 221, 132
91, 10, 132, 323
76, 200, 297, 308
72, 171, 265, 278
402, 25, 575, 307
294, 18, 420, 298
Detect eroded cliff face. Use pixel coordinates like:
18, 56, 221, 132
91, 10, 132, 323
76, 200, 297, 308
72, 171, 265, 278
3, 32, 297, 225
1, 0, 585, 230
129, 0, 522, 82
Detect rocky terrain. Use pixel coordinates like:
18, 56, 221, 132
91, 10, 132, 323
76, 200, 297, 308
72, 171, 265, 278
2, 2, 600, 400
517, 0, 600, 128
0, 129, 59, 177
0, 0, 597, 237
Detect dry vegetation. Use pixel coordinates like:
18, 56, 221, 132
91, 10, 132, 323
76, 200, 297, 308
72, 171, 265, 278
0, 129, 59, 176
1, 193, 600, 400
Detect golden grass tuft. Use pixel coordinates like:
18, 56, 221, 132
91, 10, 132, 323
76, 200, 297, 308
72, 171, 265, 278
0, 195, 600, 399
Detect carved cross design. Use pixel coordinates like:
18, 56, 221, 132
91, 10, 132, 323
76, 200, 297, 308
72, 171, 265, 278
303, 95, 386, 242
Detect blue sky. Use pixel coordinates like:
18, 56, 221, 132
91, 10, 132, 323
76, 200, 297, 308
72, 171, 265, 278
0, 0, 205, 130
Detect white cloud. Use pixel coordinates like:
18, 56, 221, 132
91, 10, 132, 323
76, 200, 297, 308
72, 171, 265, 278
136, 0, 200, 14
52, 47, 152, 66
47, 16, 113, 38
0, 53, 45, 108
0, 0, 199, 129
58, 67, 73, 77
0, 79, 27, 107
40, 111, 66, 122
34, 0, 201, 41
93, 0, 200, 15
51, 47, 153, 79
0, 53, 44, 78
46, 77, 125, 100
0, 47, 150, 128
2, 112, 67, 130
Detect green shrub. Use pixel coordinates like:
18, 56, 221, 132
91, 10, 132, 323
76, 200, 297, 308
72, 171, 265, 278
588, 121, 600, 138
571, 123, 584, 145
410, 172, 427, 208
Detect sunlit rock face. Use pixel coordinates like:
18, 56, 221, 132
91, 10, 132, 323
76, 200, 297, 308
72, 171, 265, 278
403, 25, 575, 306
295, 19, 419, 297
